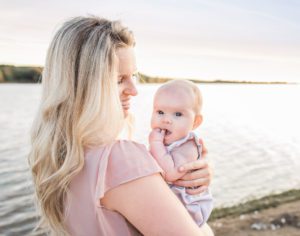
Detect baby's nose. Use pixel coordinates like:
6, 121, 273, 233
163, 116, 172, 124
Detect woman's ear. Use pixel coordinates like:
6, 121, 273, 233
193, 115, 203, 129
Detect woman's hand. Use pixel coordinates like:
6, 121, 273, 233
173, 139, 213, 195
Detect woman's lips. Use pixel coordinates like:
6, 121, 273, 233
121, 98, 130, 110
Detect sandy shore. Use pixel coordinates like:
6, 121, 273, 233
209, 191, 300, 236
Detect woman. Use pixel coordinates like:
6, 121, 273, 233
28, 16, 214, 235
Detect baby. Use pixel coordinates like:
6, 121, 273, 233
149, 79, 213, 226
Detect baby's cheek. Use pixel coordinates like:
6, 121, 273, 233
150, 116, 156, 128
177, 123, 190, 134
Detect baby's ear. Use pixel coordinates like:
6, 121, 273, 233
193, 115, 203, 129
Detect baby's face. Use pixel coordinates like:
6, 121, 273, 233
151, 89, 197, 145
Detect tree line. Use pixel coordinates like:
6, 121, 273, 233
0, 65, 42, 83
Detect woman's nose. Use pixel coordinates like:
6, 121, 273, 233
124, 79, 138, 96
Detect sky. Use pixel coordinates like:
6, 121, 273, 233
0, 0, 300, 82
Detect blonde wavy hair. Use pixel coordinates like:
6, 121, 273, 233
28, 16, 135, 235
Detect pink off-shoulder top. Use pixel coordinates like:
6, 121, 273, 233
64, 140, 162, 236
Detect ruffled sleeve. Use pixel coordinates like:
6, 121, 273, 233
95, 140, 162, 207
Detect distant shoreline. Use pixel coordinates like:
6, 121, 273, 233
142, 80, 295, 85
0, 65, 42, 83
0, 65, 297, 84
138, 73, 297, 85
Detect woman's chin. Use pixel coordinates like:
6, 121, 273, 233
123, 109, 130, 117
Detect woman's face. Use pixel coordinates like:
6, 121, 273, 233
116, 47, 138, 117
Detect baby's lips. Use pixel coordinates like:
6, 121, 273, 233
164, 129, 172, 135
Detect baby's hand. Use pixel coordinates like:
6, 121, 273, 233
149, 128, 165, 144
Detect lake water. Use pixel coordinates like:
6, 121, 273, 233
1, 83, 300, 235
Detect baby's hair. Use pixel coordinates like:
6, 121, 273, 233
157, 80, 203, 115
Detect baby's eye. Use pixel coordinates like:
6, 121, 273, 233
157, 110, 164, 115
175, 112, 182, 117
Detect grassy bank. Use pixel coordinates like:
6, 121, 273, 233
209, 189, 300, 221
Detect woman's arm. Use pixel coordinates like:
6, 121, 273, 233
101, 173, 213, 236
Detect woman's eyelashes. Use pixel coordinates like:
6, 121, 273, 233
118, 77, 124, 84
118, 74, 139, 85
132, 74, 139, 82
